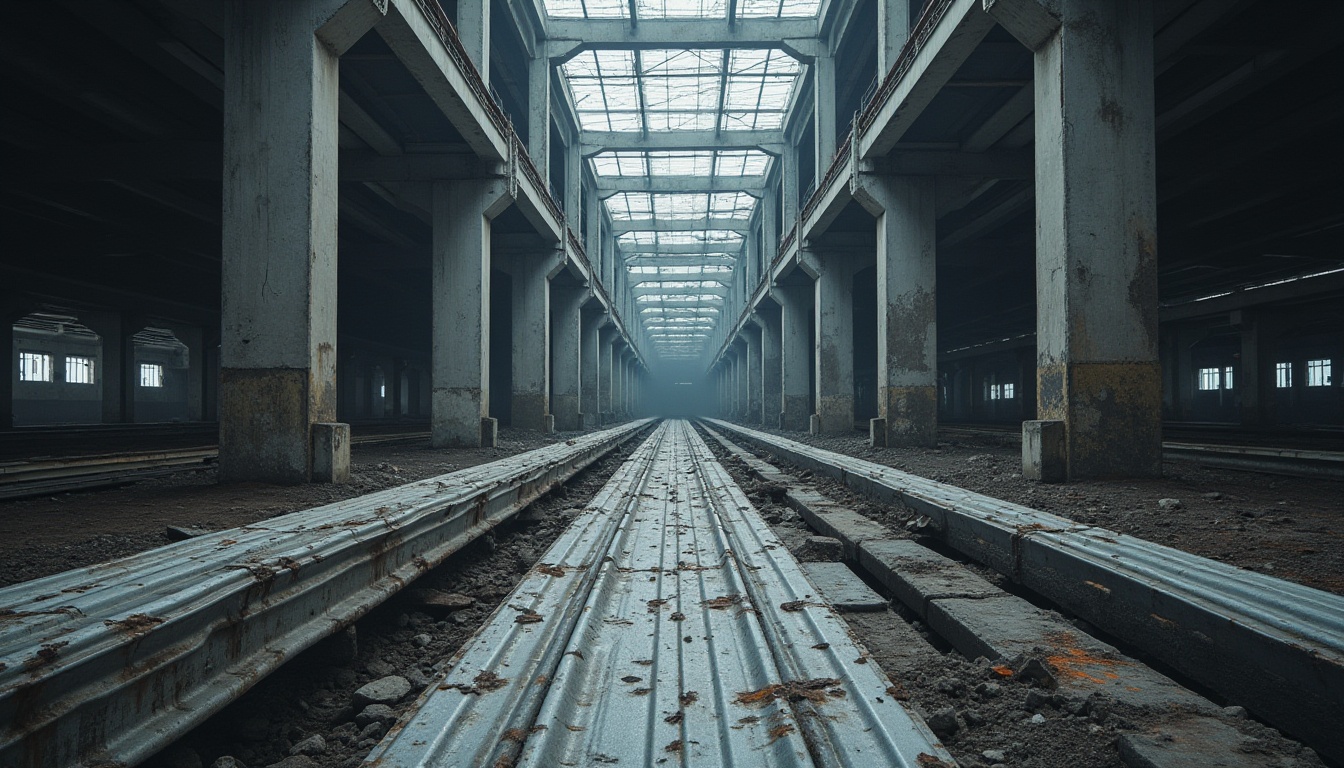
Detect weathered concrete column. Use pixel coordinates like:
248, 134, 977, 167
877, 1, 913, 73
855, 174, 938, 447
456, 1, 489, 87
814, 52, 838, 174
220, 0, 382, 482
528, 54, 550, 181
598, 324, 616, 423
758, 307, 783, 429
811, 252, 865, 434
1032, 0, 1161, 479
580, 310, 604, 428
611, 343, 626, 421
431, 179, 511, 448
775, 283, 812, 430
781, 145, 800, 227
509, 250, 562, 432
735, 341, 750, 422
0, 303, 22, 430
745, 326, 763, 424
551, 287, 587, 431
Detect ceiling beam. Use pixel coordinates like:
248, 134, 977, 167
546, 18, 820, 63
581, 130, 785, 155
626, 256, 738, 268
618, 243, 745, 254
612, 217, 752, 234
596, 177, 767, 195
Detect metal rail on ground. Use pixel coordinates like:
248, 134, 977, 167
368, 420, 953, 767
0, 419, 652, 768
702, 418, 1344, 764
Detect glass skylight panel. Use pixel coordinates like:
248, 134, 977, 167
636, 0, 727, 17
708, 192, 757, 219
648, 151, 715, 176
638, 281, 726, 289
714, 150, 770, 176
543, 0, 630, 17
628, 265, 733, 275
737, 0, 822, 18
617, 230, 745, 247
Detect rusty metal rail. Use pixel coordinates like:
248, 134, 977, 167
703, 418, 1344, 764
368, 420, 952, 767
0, 420, 653, 768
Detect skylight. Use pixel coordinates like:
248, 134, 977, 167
618, 230, 745, 247
604, 192, 757, 221
591, 150, 771, 178
542, 0, 821, 20
563, 49, 800, 133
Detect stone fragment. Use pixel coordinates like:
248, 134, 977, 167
926, 707, 960, 738
1157, 498, 1183, 511
982, 750, 1007, 764
289, 735, 325, 756
790, 535, 844, 562
266, 759, 316, 768
354, 675, 412, 707
356, 704, 397, 727
212, 759, 247, 768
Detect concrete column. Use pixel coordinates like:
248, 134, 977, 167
877, 1, 913, 74
611, 344, 626, 421
551, 287, 586, 431
528, 54, 550, 182
859, 175, 938, 447
781, 145, 800, 227
431, 178, 510, 447
580, 311, 604, 428
1033, 0, 1160, 480
776, 284, 812, 430
0, 307, 17, 430
456, 1, 489, 86
220, 0, 380, 482
735, 342, 750, 421
759, 308, 783, 429
761, 190, 780, 264
814, 53, 838, 174
745, 327, 763, 424
813, 252, 864, 434
81, 311, 123, 425
598, 325, 616, 422
565, 143, 582, 225
510, 251, 560, 432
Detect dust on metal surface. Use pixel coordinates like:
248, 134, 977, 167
0, 420, 652, 768
368, 420, 952, 767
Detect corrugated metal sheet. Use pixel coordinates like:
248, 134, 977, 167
369, 420, 953, 767
0, 420, 652, 768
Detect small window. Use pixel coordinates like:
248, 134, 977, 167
1197, 367, 1221, 391
1306, 359, 1332, 387
65, 356, 95, 384
1223, 366, 1234, 389
139, 363, 164, 388
1275, 362, 1292, 389
1002, 382, 1015, 399
19, 352, 53, 382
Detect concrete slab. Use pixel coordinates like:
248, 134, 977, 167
857, 538, 1001, 618
785, 489, 892, 559
927, 596, 1212, 713
1117, 716, 1313, 768
801, 562, 888, 612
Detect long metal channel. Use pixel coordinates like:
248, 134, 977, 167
369, 420, 953, 767
0, 419, 653, 768
704, 418, 1344, 763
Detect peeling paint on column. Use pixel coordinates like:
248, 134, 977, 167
879, 385, 937, 446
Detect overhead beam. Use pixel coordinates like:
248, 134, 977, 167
596, 177, 767, 195
864, 147, 1033, 178
626, 256, 738, 268
581, 130, 785, 155
546, 18, 820, 63
612, 217, 752, 234
628, 273, 731, 285
633, 285, 730, 297
619, 243, 745, 255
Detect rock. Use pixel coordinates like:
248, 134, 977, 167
406, 668, 434, 689
1015, 658, 1057, 689
289, 735, 326, 756
962, 709, 986, 727
1024, 689, 1051, 711
356, 703, 398, 727
1030, 713, 1046, 724
926, 707, 960, 738
1157, 498, 1183, 511
411, 590, 476, 612
1222, 705, 1248, 719
982, 750, 1007, 764
412, 633, 432, 648
790, 536, 844, 562
358, 721, 387, 740
366, 659, 395, 677
212, 759, 247, 768
935, 678, 965, 696
266, 759, 316, 768
353, 675, 412, 707
166, 525, 211, 542
1202, 492, 1223, 500
975, 682, 1002, 698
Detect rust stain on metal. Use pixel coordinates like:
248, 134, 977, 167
537, 564, 566, 578
701, 594, 743, 610
664, 739, 683, 753
1042, 631, 1128, 685
679, 690, 699, 706
734, 678, 844, 707
25, 640, 69, 670
664, 711, 683, 724
767, 723, 795, 743
442, 669, 510, 695
646, 598, 669, 612
514, 611, 543, 625
103, 614, 165, 635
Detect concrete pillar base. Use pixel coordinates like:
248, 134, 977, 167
481, 417, 498, 448
510, 392, 549, 432
809, 414, 822, 435
1038, 361, 1163, 479
312, 423, 350, 484
220, 368, 314, 484
542, 414, 555, 434
813, 397, 854, 435
869, 418, 887, 448
781, 397, 811, 432
552, 395, 582, 431
1023, 420, 1066, 483
879, 385, 938, 447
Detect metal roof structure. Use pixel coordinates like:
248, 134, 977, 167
547, 0, 816, 360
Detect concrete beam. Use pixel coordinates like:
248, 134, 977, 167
546, 18, 820, 62
581, 130, 785, 154
982, 0, 1061, 51
595, 177, 767, 196
867, 148, 1033, 178
611, 218, 753, 234
619, 243, 745, 255
626, 256, 738, 269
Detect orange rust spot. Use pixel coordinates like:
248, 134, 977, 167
767, 724, 795, 743
991, 665, 1014, 677
1042, 631, 1130, 685
537, 564, 566, 578
735, 678, 843, 707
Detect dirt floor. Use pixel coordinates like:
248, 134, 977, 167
732, 425, 1344, 596
0, 428, 590, 587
